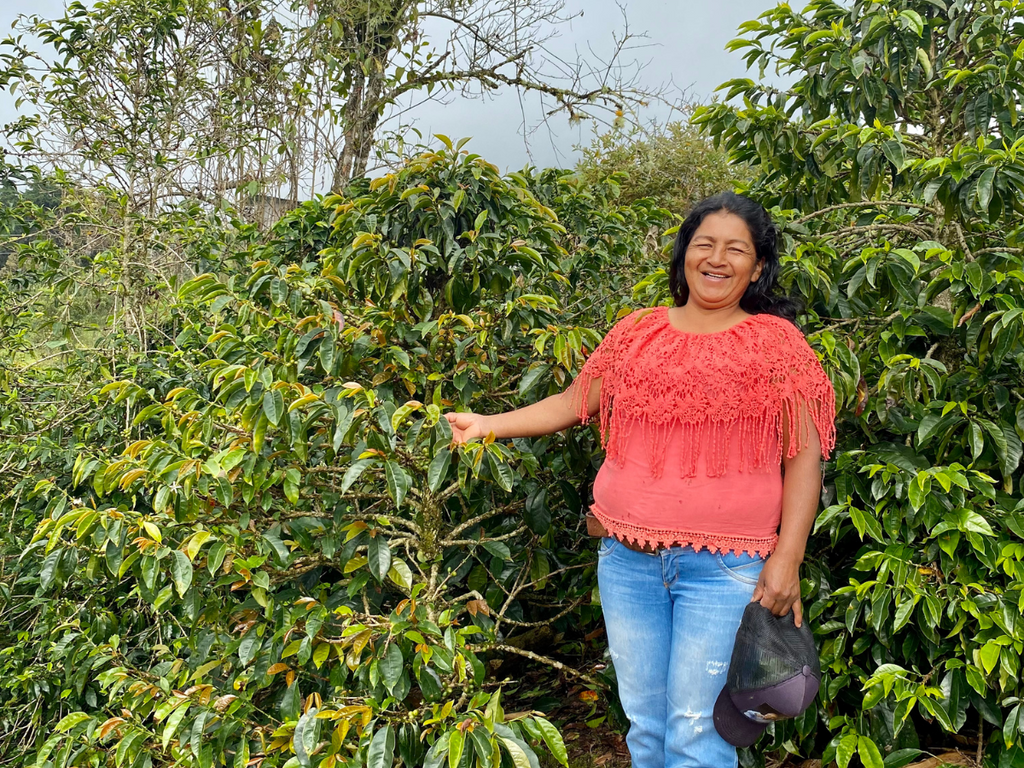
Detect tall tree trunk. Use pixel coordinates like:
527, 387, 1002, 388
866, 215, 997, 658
332, 66, 385, 190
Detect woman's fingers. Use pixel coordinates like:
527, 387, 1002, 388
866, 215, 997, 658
759, 593, 782, 615
445, 412, 471, 443
753, 572, 801, 620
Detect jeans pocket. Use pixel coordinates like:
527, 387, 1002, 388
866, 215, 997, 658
597, 536, 620, 557
715, 551, 764, 585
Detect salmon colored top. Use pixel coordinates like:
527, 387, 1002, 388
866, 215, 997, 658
572, 307, 836, 556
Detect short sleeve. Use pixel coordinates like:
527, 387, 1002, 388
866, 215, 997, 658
777, 325, 837, 460
569, 311, 643, 426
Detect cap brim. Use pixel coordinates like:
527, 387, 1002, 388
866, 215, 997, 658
713, 686, 768, 748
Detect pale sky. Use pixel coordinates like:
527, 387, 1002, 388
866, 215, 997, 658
0, 0, 782, 174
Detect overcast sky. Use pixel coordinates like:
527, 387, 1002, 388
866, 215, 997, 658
0, 0, 782, 173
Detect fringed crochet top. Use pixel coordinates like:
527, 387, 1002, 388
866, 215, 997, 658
573, 306, 836, 556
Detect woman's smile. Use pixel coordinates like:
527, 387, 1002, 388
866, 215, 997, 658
683, 211, 763, 309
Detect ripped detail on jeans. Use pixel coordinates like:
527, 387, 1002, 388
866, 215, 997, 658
705, 660, 728, 676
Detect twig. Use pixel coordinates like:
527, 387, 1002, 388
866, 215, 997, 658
475, 643, 603, 687
442, 524, 528, 547
447, 500, 525, 538
791, 200, 918, 225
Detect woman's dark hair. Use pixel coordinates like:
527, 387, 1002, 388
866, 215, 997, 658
669, 191, 800, 323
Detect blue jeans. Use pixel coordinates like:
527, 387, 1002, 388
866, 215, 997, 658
597, 538, 765, 768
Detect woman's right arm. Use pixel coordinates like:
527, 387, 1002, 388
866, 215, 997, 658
445, 376, 602, 443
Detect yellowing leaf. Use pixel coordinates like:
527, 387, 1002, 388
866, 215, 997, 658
142, 521, 162, 543
184, 531, 212, 562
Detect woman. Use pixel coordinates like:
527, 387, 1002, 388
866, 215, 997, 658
446, 192, 835, 768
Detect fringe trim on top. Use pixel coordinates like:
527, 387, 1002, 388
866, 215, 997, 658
569, 307, 837, 479
592, 504, 778, 557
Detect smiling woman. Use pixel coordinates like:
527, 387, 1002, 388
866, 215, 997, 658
677, 211, 764, 319
446, 191, 836, 767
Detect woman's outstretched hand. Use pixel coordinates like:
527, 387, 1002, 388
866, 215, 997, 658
751, 554, 803, 627
445, 411, 492, 444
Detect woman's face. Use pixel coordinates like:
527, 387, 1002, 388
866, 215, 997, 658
683, 211, 763, 311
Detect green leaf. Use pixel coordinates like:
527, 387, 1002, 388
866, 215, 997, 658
207, 541, 228, 576
980, 641, 1001, 674
283, 467, 301, 505
881, 140, 906, 171
270, 277, 288, 306
253, 413, 269, 454
428, 449, 452, 493
313, 642, 330, 668
56, 712, 92, 732
916, 47, 933, 79
281, 682, 301, 720
908, 476, 928, 512
263, 389, 284, 426
488, 452, 515, 492
293, 707, 318, 768
977, 167, 996, 213
968, 422, 985, 461
239, 631, 261, 667
388, 558, 413, 590
386, 461, 411, 506
898, 9, 924, 36
524, 488, 551, 534
966, 665, 987, 696
961, 510, 994, 536
532, 717, 568, 767
341, 458, 375, 493
837, 731, 858, 768
380, 642, 404, 690
858, 736, 884, 768
1004, 704, 1021, 748
186, 531, 212, 562
518, 363, 551, 396
171, 550, 193, 597
234, 735, 250, 768
917, 413, 944, 445
483, 541, 511, 560
499, 737, 532, 768
295, 326, 324, 360
368, 724, 396, 768
391, 400, 422, 432
893, 598, 915, 632
190, 711, 209, 757
105, 537, 124, 576
39, 550, 61, 591
162, 702, 190, 749
368, 536, 392, 582
448, 729, 464, 768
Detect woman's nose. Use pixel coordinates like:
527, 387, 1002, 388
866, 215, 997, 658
706, 246, 728, 265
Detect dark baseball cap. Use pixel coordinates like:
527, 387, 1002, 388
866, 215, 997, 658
713, 602, 821, 747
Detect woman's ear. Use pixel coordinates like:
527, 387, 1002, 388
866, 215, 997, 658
751, 260, 764, 283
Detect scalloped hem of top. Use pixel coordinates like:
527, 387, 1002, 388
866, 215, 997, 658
591, 505, 778, 557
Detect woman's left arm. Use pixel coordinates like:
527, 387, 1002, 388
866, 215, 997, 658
751, 413, 822, 627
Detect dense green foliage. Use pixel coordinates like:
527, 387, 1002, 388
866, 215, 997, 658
691, 1, 1024, 766
6, 0, 1024, 767
575, 120, 745, 214
0, 146, 667, 766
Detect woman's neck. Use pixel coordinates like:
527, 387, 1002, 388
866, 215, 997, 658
668, 303, 750, 334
